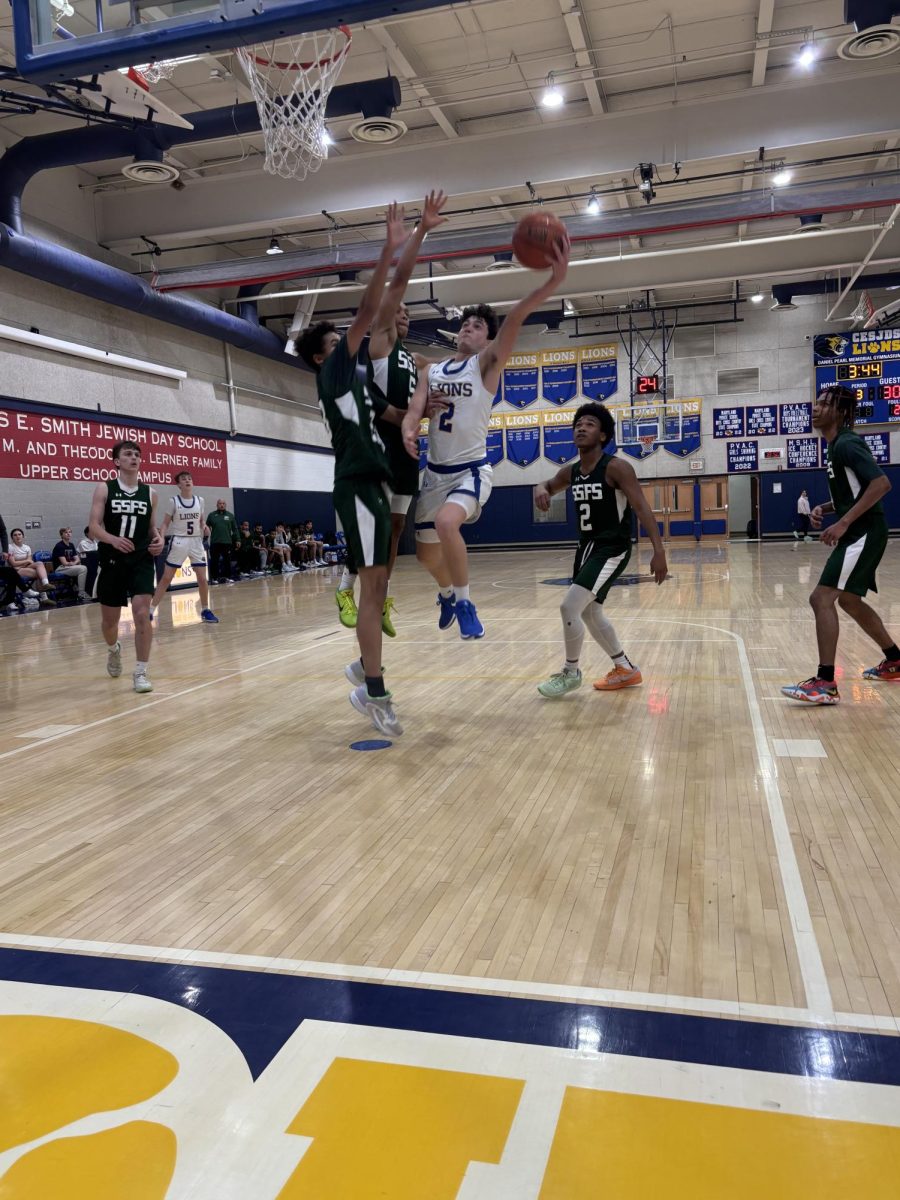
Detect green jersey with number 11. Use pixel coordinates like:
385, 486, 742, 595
99, 477, 153, 564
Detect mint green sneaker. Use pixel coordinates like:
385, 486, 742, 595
537, 669, 582, 698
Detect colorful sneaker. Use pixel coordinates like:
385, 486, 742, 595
133, 669, 153, 694
456, 599, 484, 640
538, 669, 583, 698
349, 684, 403, 736
335, 587, 358, 628
382, 595, 397, 638
345, 659, 365, 687
436, 591, 457, 630
862, 659, 900, 682
200, 609, 219, 623
106, 641, 122, 678
593, 664, 643, 691
781, 677, 840, 705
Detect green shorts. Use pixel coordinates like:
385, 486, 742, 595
572, 540, 631, 603
818, 522, 888, 596
379, 420, 420, 497
334, 476, 392, 569
96, 553, 156, 607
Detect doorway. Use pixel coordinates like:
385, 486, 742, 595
637, 477, 730, 541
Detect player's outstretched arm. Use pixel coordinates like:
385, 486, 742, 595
606, 457, 668, 584
370, 191, 447, 359
534, 464, 573, 511
479, 239, 570, 389
345, 202, 408, 359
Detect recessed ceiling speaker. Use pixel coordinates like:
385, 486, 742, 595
348, 117, 408, 144
837, 25, 900, 58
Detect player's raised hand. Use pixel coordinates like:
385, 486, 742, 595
547, 236, 570, 286
385, 202, 408, 253
649, 549, 668, 584
420, 190, 448, 234
533, 482, 551, 512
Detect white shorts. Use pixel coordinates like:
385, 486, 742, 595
415, 460, 493, 543
166, 537, 207, 568
390, 492, 414, 516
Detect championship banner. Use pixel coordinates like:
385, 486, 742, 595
747, 404, 777, 437
813, 327, 900, 426
505, 412, 541, 468
486, 430, 504, 465
662, 399, 702, 458
503, 367, 540, 409
542, 404, 579, 464
580, 347, 618, 401
0, 406, 229, 485
787, 437, 819, 469
727, 440, 758, 473
862, 432, 890, 464
779, 402, 812, 435
540, 348, 578, 406
492, 381, 503, 407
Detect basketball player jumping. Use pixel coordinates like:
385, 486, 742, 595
88, 440, 164, 693
782, 384, 898, 704
533, 403, 667, 697
297, 193, 448, 736
150, 470, 218, 624
402, 239, 570, 639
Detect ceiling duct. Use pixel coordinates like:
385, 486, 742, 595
797, 213, 829, 232
122, 158, 181, 184
485, 253, 517, 272
840, 0, 900, 57
348, 116, 407, 144
770, 271, 900, 311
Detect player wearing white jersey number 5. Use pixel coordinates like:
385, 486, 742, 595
402, 239, 570, 639
150, 471, 218, 624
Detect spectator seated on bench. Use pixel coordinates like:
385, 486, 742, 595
51, 527, 89, 603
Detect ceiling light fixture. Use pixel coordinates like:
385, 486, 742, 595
320, 128, 334, 147
750, 289, 764, 304
772, 167, 793, 187
266, 237, 284, 255
797, 42, 817, 67
586, 188, 601, 215
541, 76, 564, 108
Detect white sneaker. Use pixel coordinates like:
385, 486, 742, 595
24, 588, 39, 599
107, 641, 122, 678
349, 684, 403, 736
133, 670, 153, 694
344, 659, 365, 686
4, 603, 18, 614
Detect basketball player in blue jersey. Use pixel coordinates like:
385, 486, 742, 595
533, 403, 667, 698
402, 240, 570, 639
149, 471, 218, 624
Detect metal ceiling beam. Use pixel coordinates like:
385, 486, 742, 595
99, 71, 900, 245
751, 0, 775, 87
559, 2, 605, 117
368, 23, 458, 140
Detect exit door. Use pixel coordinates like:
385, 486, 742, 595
638, 480, 697, 540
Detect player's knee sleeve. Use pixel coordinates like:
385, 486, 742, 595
584, 603, 622, 657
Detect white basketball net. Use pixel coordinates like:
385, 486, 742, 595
140, 59, 178, 84
237, 26, 351, 181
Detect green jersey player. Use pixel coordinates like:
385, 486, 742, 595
88, 439, 163, 693
297, 192, 448, 738
782, 385, 897, 705
533, 403, 668, 699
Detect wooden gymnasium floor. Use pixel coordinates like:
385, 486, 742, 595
1, 540, 900, 1198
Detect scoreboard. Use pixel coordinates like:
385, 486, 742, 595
814, 329, 900, 424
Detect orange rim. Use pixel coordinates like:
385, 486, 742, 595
250, 24, 352, 71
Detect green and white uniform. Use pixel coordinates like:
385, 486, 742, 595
819, 426, 888, 596
570, 454, 632, 602
319, 334, 391, 569
97, 477, 156, 607
369, 338, 419, 509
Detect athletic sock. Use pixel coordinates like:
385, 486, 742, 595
454, 584, 470, 601
338, 570, 357, 592
882, 643, 900, 662
439, 586, 454, 600
817, 664, 835, 683
107, 640, 120, 651
564, 659, 580, 674
612, 651, 634, 670
366, 675, 387, 698
135, 660, 149, 674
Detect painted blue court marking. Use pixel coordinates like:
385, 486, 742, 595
350, 739, 393, 751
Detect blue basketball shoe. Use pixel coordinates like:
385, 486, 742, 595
436, 591, 457, 630
456, 599, 484, 639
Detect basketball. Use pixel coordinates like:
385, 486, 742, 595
512, 211, 568, 269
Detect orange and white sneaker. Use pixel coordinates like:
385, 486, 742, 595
593, 664, 643, 691
862, 659, 900, 682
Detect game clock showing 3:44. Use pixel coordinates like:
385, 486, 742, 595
836, 362, 882, 381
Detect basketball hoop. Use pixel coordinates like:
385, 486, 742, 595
237, 25, 352, 181
639, 434, 656, 455
140, 59, 178, 84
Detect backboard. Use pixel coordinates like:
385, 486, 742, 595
617, 402, 684, 446
12, 0, 447, 83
